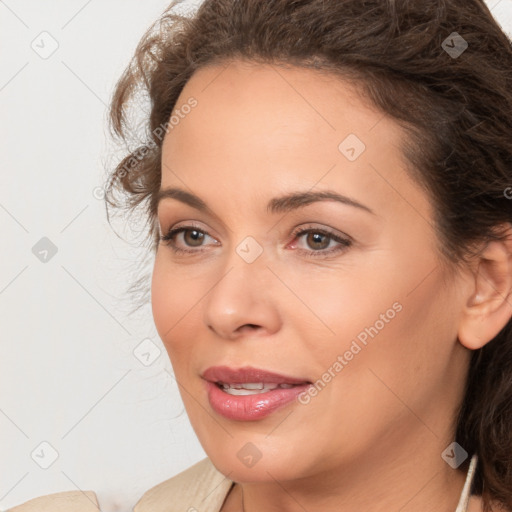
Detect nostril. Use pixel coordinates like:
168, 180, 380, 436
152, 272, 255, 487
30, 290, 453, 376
239, 324, 259, 332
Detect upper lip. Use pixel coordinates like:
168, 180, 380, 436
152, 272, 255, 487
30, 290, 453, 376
202, 366, 311, 385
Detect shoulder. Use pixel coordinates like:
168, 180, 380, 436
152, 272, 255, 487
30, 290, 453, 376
7, 490, 100, 512
134, 457, 235, 512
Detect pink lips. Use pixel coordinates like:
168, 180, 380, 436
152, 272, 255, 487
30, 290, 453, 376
201, 366, 312, 421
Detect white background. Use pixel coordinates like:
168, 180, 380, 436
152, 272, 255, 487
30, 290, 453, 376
1, 1, 511, 511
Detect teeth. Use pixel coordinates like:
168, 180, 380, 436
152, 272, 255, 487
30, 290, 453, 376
219, 382, 297, 395
237, 383, 265, 390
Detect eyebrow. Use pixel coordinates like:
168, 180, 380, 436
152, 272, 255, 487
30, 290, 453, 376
155, 187, 375, 216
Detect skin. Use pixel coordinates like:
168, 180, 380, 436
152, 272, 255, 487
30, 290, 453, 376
151, 59, 512, 512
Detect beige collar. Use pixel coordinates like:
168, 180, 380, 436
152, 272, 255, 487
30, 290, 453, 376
455, 453, 478, 512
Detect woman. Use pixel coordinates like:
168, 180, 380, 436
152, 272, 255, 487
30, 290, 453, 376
10, 0, 512, 511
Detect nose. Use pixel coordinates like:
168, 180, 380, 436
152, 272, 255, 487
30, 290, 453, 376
202, 251, 282, 341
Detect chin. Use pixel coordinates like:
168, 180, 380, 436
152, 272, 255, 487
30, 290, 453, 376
205, 442, 313, 484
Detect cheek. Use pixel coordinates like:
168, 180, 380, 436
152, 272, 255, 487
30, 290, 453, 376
328, 273, 457, 419
305, 258, 457, 403
294, 280, 455, 463
151, 260, 173, 343
150, 257, 198, 358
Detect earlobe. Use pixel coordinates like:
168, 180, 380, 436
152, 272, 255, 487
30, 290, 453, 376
458, 223, 512, 351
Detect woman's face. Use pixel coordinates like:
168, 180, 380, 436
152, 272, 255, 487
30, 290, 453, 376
151, 59, 472, 483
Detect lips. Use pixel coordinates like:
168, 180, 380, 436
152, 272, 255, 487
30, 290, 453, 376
201, 366, 313, 421
201, 365, 311, 386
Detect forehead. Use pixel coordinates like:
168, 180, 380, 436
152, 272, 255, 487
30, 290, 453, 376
164, 59, 390, 153
159, 59, 430, 221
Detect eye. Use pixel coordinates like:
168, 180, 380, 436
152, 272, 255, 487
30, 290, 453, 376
159, 224, 217, 255
290, 226, 352, 258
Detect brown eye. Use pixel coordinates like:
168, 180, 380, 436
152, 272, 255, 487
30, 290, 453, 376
159, 225, 217, 254
305, 232, 330, 250
291, 227, 353, 259
183, 229, 205, 247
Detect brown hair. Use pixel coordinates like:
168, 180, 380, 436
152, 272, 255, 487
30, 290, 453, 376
105, 0, 512, 509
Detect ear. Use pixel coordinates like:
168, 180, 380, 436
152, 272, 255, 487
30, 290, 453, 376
458, 223, 512, 350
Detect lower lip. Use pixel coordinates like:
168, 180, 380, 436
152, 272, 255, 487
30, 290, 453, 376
205, 381, 312, 421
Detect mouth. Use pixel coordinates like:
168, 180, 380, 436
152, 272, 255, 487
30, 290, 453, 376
201, 366, 313, 421
214, 381, 302, 395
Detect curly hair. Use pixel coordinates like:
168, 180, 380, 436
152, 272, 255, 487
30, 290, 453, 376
104, 1, 512, 510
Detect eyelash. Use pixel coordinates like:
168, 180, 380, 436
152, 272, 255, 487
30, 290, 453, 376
159, 223, 352, 259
